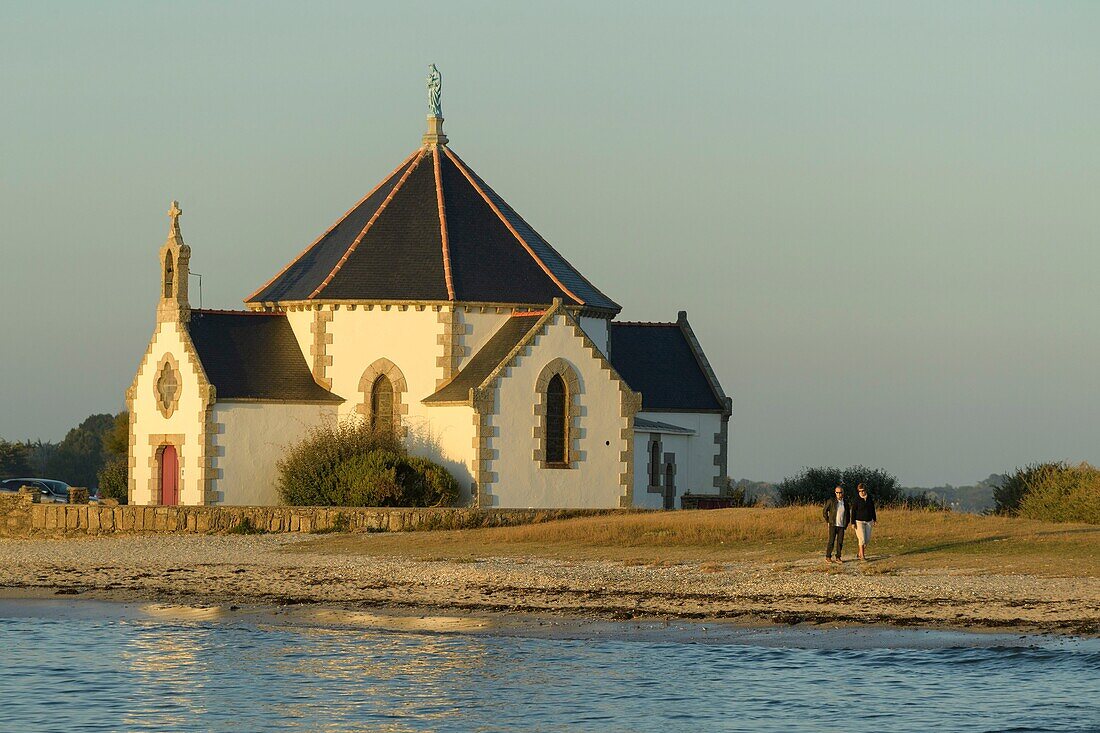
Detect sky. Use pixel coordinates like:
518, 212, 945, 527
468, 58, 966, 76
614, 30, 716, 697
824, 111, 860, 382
1, 1, 1097, 486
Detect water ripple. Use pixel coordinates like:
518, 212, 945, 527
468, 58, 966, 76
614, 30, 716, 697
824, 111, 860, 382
1, 603, 1098, 733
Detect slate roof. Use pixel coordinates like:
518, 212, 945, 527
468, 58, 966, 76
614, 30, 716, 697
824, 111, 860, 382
247, 145, 619, 313
633, 417, 695, 434
607, 322, 725, 412
188, 310, 343, 402
423, 315, 544, 404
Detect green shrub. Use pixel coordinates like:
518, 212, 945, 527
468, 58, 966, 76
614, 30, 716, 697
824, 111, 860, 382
777, 465, 903, 506
96, 456, 128, 504
277, 419, 458, 507
339, 450, 406, 507
994, 462, 1064, 515
1018, 462, 1100, 524
277, 419, 403, 506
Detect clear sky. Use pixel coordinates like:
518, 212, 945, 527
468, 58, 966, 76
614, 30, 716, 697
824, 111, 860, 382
1, 1, 1097, 486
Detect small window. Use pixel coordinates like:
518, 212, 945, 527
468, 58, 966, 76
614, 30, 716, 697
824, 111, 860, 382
649, 440, 661, 487
545, 374, 567, 465
371, 375, 394, 432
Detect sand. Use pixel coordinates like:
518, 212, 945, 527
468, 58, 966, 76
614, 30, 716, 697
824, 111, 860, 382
0, 534, 1096, 635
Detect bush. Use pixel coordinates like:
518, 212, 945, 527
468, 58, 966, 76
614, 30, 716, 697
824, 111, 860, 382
96, 456, 128, 504
1018, 462, 1100, 524
277, 419, 459, 507
994, 462, 1064, 516
776, 465, 903, 506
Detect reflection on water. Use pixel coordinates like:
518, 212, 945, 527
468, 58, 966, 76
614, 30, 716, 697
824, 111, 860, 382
1, 600, 1098, 733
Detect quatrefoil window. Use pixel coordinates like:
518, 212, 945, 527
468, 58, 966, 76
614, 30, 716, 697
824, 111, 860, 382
155, 361, 180, 417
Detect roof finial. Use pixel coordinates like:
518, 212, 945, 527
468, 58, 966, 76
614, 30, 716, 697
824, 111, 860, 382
423, 64, 448, 146
167, 200, 184, 241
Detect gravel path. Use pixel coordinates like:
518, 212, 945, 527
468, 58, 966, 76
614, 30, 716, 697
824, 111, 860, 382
1, 535, 1097, 634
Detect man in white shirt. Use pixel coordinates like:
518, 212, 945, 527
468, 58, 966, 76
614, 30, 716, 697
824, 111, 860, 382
822, 485, 851, 563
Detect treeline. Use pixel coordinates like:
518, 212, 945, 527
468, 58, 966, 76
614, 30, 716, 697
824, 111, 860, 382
733, 461, 1097, 524
0, 412, 128, 501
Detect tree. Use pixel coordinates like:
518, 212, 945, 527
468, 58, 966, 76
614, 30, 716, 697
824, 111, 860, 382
994, 462, 1064, 515
0, 439, 32, 478
95, 411, 130, 503
102, 411, 129, 458
777, 465, 902, 506
29, 413, 115, 487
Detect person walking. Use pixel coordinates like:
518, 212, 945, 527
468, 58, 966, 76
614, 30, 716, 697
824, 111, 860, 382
822, 485, 850, 563
851, 482, 877, 561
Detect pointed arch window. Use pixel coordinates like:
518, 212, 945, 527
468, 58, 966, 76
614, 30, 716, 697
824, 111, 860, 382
370, 374, 394, 432
545, 374, 568, 465
163, 252, 175, 298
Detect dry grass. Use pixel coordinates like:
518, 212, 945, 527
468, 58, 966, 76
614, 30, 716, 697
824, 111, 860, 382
291, 507, 1100, 577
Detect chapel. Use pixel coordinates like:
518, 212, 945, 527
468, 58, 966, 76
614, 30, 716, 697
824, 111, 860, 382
127, 71, 731, 509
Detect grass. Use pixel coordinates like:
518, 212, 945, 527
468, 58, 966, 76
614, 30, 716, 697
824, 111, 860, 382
290, 507, 1100, 577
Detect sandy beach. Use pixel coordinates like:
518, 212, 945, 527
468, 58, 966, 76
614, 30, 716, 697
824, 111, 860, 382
1, 533, 1096, 635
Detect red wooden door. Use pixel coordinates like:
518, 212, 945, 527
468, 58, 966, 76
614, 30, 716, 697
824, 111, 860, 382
160, 445, 179, 506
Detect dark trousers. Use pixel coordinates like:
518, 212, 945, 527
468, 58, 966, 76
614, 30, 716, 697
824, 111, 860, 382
826, 524, 846, 559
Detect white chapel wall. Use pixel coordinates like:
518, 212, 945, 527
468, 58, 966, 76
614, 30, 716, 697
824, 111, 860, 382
487, 315, 628, 508
211, 401, 338, 505
632, 431, 692, 510
324, 307, 477, 496
130, 321, 209, 506
635, 411, 724, 495
455, 308, 510, 372
405, 404, 476, 504
326, 307, 441, 421
577, 316, 609, 355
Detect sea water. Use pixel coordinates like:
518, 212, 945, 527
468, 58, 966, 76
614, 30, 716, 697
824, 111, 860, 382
0, 599, 1097, 733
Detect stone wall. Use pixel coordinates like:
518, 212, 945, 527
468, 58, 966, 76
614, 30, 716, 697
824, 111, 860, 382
0, 496, 613, 538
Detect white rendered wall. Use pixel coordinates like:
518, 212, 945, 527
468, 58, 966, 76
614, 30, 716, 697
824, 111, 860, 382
211, 401, 338, 505
487, 314, 628, 508
632, 432, 692, 509
456, 308, 510, 373
577, 316, 609, 356
635, 411, 723, 495
324, 307, 477, 499
130, 321, 209, 506
285, 308, 315, 368
405, 404, 476, 504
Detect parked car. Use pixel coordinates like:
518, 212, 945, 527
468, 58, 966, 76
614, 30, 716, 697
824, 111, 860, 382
0, 478, 73, 503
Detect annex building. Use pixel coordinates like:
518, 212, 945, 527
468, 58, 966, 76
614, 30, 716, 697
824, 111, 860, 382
127, 81, 731, 509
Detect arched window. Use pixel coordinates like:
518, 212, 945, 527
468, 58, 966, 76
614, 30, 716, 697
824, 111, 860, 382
370, 375, 394, 432
649, 440, 662, 487
545, 374, 567, 464
163, 253, 175, 298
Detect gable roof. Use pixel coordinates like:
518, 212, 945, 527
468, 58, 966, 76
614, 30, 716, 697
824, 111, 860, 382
246, 146, 619, 313
188, 310, 342, 403
423, 314, 544, 404
607, 320, 726, 412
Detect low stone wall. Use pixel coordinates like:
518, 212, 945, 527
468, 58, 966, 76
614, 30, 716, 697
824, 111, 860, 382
0, 493, 614, 538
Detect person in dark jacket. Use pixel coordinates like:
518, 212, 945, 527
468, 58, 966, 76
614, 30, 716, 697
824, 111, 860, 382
851, 482, 877, 561
822, 485, 851, 563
